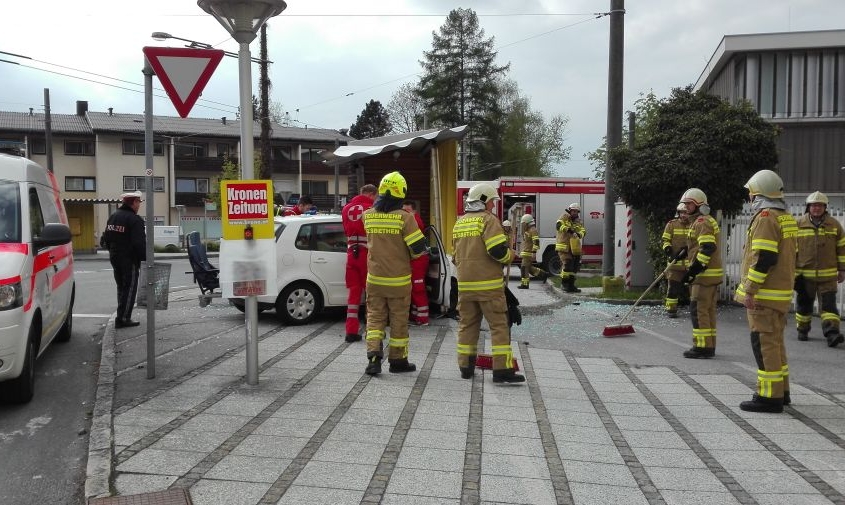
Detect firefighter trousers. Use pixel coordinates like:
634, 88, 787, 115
345, 251, 368, 336
690, 283, 718, 349
410, 255, 430, 323
747, 306, 789, 400
557, 252, 581, 280
664, 268, 687, 313
366, 293, 411, 361
519, 256, 542, 287
111, 254, 139, 322
795, 279, 840, 337
456, 296, 515, 371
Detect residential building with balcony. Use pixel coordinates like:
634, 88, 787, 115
0, 101, 352, 251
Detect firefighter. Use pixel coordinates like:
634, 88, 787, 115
362, 172, 427, 376
795, 191, 845, 346
402, 200, 430, 326
735, 170, 797, 413
661, 203, 691, 318
518, 214, 548, 289
555, 203, 586, 293
453, 182, 524, 383
679, 188, 724, 359
341, 184, 377, 343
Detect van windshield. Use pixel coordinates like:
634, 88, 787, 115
0, 181, 21, 243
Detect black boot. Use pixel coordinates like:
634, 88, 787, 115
460, 357, 476, 379
739, 394, 784, 413
682, 347, 715, 359
536, 270, 549, 282
783, 390, 791, 406
492, 369, 526, 384
666, 309, 678, 319
826, 332, 844, 348
797, 330, 809, 341
517, 279, 529, 290
345, 332, 362, 343
388, 359, 417, 373
563, 278, 580, 293
365, 353, 382, 376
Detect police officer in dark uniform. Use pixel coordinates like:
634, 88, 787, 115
102, 191, 147, 328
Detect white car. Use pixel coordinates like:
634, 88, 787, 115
231, 214, 456, 325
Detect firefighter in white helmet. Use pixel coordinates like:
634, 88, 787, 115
453, 182, 524, 383
660, 203, 691, 317
555, 202, 586, 293
795, 190, 845, 347
518, 214, 549, 289
734, 169, 797, 413
362, 171, 428, 376
679, 188, 723, 359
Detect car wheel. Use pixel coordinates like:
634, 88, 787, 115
56, 288, 74, 343
3, 327, 36, 404
275, 282, 322, 325
544, 250, 562, 277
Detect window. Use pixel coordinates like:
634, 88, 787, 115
175, 177, 210, 193
65, 176, 96, 192
29, 138, 46, 155
0, 181, 21, 243
300, 148, 324, 162
217, 143, 234, 158
123, 176, 165, 192
313, 222, 346, 253
28, 188, 44, 240
65, 140, 95, 156
302, 180, 328, 195
272, 146, 292, 160
122, 139, 163, 156
175, 142, 207, 157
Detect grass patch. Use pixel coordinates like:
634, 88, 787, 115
550, 274, 664, 300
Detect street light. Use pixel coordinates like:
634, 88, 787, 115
197, 0, 286, 386
150, 32, 269, 64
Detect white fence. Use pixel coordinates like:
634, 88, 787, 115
719, 204, 845, 314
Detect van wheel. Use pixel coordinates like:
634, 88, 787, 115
275, 282, 321, 325
56, 288, 74, 342
544, 251, 562, 277
3, 328, 36, 404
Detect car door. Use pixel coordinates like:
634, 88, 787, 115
36, 184, 73, 338
425, 225, 455, 313
27, 186, 56, 351
310, 221, 347, 306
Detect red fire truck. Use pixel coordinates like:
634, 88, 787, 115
457, 177, 605, 274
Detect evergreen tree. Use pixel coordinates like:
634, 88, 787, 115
349, 100, 392, 139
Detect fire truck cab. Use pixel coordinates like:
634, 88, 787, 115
457, 177, 605, 275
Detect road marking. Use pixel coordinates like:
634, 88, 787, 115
73, 314, 112, 319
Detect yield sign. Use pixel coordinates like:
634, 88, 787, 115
143, 47, 224, 118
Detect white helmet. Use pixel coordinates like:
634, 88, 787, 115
566, 203, 581, 213
680, 188, 708, 206
466, 182, 499, 203
520, 214, 534, 225
744, 170, 784, 199
806, 191, 829, 205
676, 203, 686, 212
502, 220, 512, 227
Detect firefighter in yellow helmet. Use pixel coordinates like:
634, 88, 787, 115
555, 202, 586, 293
679, 188, 723, 359
735, 169, 797, 413
453, 182, 524, 383
362, 171, 428, 376
661, 203, 691, 317
795, 190, 845, 346
518, 214, 548, 289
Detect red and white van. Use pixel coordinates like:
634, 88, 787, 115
0, 154, 75, 403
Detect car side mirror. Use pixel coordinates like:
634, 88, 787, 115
33, 223, 72, 250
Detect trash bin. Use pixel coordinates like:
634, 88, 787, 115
136, 262, 171, 310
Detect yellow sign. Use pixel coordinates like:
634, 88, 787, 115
221, 180, 274, 240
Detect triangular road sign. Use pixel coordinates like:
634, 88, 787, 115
143, 47, 224, 118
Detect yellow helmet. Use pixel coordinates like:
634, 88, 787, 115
520, 214, 534, 225
744, 169, 784, 199
378, 171, 407, 199
806, 191, 829, 205
466, 182, 499, 203
680, 188, 708, 206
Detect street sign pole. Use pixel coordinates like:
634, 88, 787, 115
143, 60, 156, 379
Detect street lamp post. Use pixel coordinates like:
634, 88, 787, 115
151, 31, 270, 64
198, 0, 286, 385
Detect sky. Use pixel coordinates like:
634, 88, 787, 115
2, 0, 844, 179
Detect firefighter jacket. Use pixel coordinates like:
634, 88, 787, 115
102, 204, 147, 265
686, 212, 723, 286
555, 213, 586, 254
453, 210, 514, 301
363, 208, 426, 297
795, 212, 845, 282
520, 225, 540, 258
342, 194, 374, 254
662, 218, 691, 272
734, 208, 798, 312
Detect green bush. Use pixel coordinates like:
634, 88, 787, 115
205, 241, 220, 252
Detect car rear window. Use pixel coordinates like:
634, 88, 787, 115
0, 181, 21, 243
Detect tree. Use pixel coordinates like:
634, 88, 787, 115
586, 91, 659, 179
610, 86, 779, 262
418, 8, 509, 176
349, 100, 391, 139
387, 82, 426, 134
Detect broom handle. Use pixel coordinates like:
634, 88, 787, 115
616, 262, 674, 325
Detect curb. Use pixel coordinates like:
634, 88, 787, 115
85, 314, 117, 500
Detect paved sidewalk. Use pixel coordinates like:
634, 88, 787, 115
86, 283, 845, 505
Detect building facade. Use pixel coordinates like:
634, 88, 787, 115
0, 101, 351, 251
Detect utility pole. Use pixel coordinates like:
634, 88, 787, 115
258, 24, 272, 180
602, 0, 624, 279
43, 89, 54, 172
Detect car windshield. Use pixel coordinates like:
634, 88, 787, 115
0, 180, 21, 243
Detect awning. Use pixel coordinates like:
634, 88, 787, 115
323, 125, 468, 164
63, 197, 121, 204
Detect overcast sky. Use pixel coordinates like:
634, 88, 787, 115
2, 0, 843, 178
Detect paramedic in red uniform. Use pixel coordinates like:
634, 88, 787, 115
341, 185, 377, 342
403, 200, 430, 326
